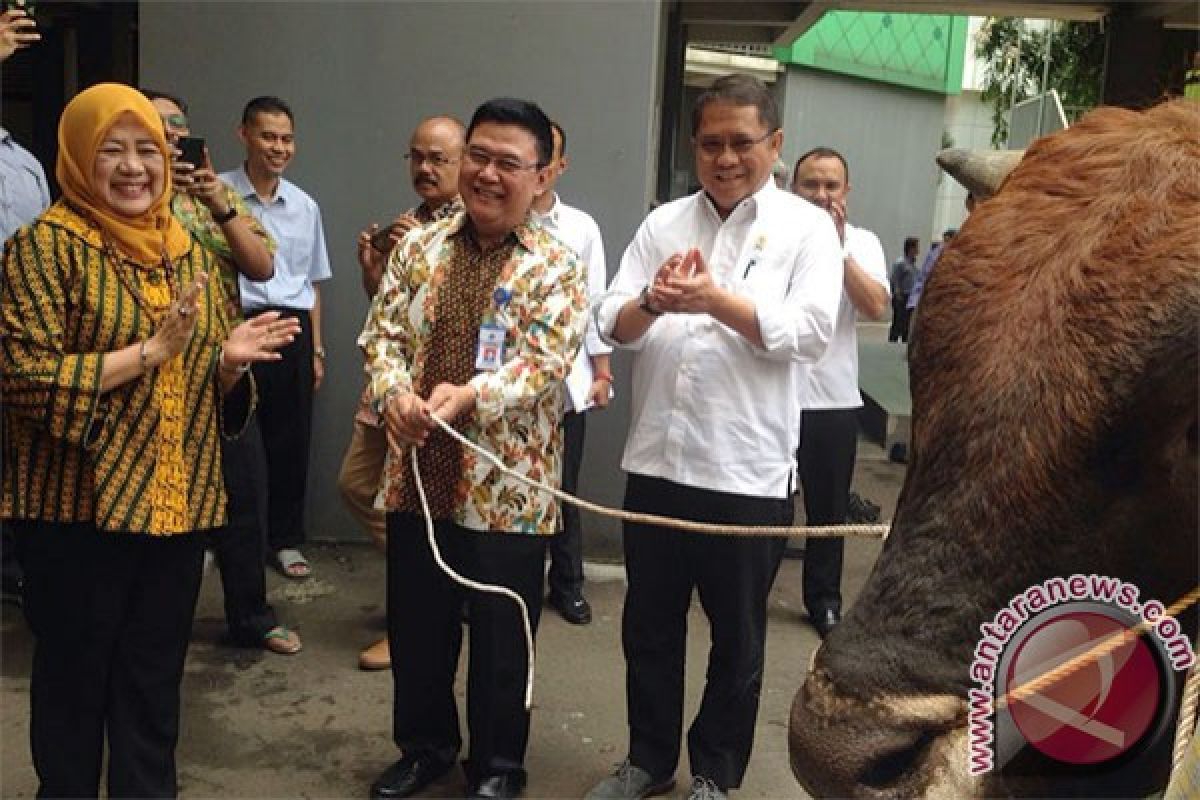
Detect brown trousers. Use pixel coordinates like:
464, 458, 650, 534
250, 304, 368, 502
337, 419, 388, 549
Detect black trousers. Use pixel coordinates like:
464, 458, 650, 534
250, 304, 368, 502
387, 512, 548, 785
797, 408, 859, 615
547, 409, 585, 598
889, 294, 911, 342
621, 474, 787, 790
1, 523, 19, 597
211, 414, 277, 645
248, 307, 314, 551
15, 521, 205, 799
0, 396, 19, 600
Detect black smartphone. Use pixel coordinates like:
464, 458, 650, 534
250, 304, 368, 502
3, 1, 36, 13
176, 136, 206, 170
369, 222, 402, 253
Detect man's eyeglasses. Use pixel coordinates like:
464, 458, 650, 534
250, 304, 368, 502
404, 150, 458, 168
160, 114, 188, 131
694, 129, 776, 158
465, 146, 541, 176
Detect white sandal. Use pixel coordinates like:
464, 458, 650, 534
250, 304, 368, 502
275, 548, 310, 580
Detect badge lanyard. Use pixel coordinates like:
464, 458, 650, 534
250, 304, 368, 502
475, 286, 511, 372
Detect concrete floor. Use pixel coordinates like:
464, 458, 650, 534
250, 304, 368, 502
0, 341, 908, 799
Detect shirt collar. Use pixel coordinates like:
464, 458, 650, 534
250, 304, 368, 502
700, 176, 775, 223
0, 127, 11, 144
532, 192, 562, 227
445, 209, 543, 253
231, 164, 286, 205
418, 195, 464, 222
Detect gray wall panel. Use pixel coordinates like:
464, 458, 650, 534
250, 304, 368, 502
141, 1, 664, 554
781, 66, 945, 266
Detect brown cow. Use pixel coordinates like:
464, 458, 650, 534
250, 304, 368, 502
789, 100, 1199, 798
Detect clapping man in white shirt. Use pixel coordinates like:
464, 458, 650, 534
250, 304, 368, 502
587, 74, 843, 800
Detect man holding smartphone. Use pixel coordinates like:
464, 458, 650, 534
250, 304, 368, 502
356, 116, 466, 296
341, 115, 465, 672
0, 2, 39, 61
143, 88, 303, 656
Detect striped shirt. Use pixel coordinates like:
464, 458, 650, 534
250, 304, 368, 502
0, 201, 244, 534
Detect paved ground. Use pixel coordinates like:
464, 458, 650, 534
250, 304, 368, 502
0, 446, 903, 800
1, 323, 909, 799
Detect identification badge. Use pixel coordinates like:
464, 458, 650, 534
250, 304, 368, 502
475, 324, 506, 372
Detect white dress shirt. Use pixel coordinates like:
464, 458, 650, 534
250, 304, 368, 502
799, 223, 889, 410
533, 193, 612, 412
220, 166, 332, 311
594, 180, 844, 499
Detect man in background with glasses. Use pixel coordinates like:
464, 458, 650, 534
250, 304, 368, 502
588, 74, 843, 800
355, 116, 466, 297
345, 115, 465, 672
361, 97, 586, 800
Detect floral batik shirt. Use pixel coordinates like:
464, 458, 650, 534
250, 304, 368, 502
358, 211, 587, 535
171, 185, 276, 323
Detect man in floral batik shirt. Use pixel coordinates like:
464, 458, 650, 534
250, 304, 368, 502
360, 98, 586, 800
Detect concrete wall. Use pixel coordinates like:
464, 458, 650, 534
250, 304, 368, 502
933, 89, 992, 241
780, 65, 946, 268
140, 1, 665, 555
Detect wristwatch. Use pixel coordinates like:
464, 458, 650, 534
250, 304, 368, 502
314, 346, 327, 360
212, 206, 238, 225
638, 286, 662, 316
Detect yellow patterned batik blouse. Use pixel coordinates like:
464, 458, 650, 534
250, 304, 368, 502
0, 201, 247, 534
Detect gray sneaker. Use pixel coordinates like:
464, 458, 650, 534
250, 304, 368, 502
585, 760, 675, 800
687, 776, 728, 800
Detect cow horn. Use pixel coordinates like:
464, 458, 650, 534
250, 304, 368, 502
936, 148, 1024, 199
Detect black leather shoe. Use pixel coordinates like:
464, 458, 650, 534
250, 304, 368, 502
811, 608, 841, 639
370, 753, 454, 799
548, 591, 592, 625
468, 772, 526, 799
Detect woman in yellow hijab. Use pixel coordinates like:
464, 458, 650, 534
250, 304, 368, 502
0, 83, 299, 799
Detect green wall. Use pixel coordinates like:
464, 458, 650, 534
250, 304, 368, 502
774, 11, 967, 95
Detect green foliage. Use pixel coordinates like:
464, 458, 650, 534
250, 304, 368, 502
975, 19, 1106, 146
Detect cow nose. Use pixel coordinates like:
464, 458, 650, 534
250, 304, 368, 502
789, 672, 946, 798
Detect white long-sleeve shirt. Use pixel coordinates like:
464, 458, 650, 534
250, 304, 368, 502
534, 193, 612, 412
799, 223, 889, 410
594, 180, 844, 498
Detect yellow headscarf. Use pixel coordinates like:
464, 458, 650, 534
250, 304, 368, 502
55, 82, 191, 266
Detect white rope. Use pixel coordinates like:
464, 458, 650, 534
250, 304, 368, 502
410, 445, 537, 711
429, 416, 889, 539
1172, 656, 1200, 784
407, 415, 890, 713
